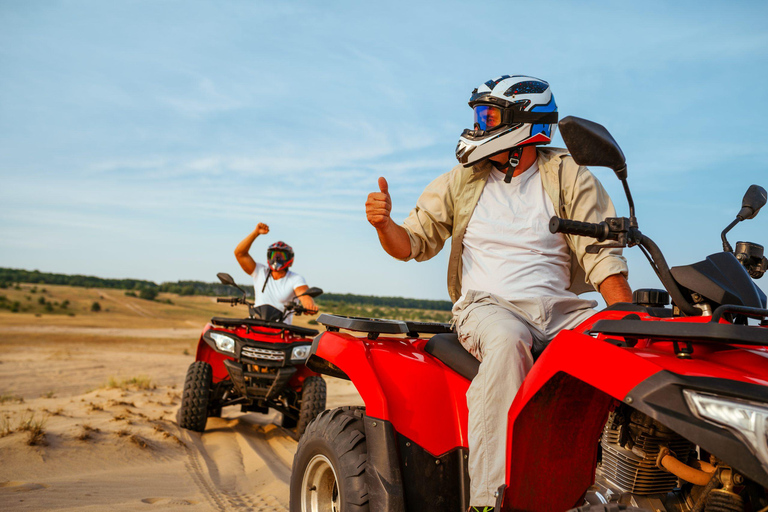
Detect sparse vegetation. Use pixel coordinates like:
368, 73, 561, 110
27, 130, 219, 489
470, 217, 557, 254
77, 423, 100, 441
41, 390, 56, 399
90, 301, 101, 312
18, 414, 48, 446
0, 394, 24, 404
1, 415, 13, 437
138, 288, 158, 301
105, 375, 154, 391
115, 428, 131, 437
124, 291, 137, 297
129, 434, 149, 449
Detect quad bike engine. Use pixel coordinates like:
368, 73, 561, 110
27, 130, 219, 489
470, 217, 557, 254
589, 408, 698, 511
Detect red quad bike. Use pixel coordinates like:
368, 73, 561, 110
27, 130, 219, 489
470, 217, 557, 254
179, 272, 326, 438
289, 117, 768, 512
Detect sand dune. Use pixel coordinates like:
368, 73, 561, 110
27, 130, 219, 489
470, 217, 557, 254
0, 286, 364, 511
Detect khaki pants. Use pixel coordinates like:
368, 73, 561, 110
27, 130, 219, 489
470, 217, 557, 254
452, 290, 597, 506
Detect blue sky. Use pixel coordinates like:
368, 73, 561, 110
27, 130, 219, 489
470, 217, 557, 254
1, 1, 767, 302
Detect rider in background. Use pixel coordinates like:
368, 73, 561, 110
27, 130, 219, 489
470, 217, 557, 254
234, 222, 319, 324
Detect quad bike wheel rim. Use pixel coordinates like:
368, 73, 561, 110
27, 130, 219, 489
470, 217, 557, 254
301, 454, 340, 512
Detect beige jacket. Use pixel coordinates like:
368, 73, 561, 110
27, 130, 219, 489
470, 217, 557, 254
400, 147, 629, 303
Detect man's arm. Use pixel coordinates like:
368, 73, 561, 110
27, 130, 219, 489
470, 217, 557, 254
235, 223, 269, 275
365, 177, 411, 259
294, 284, 319, 315
598, 273, 632, 305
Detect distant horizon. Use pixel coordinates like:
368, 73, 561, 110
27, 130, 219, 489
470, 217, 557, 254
0, 266, 454, 303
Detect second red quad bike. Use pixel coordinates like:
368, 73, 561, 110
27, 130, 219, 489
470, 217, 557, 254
290, 117, 768, 511
179, 273, 326, 438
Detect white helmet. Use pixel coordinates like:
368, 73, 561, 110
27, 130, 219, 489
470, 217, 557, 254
455, 75, 558, 167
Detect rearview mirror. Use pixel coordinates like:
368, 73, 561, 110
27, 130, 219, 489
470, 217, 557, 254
217, 272, 236, 286
738, 184, 767, 220
559, 116, 627, 180
299, 287, 323, 298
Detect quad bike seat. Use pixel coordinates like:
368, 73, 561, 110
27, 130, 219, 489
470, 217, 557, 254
424, 333, 480, 381
424, 333, 552, 381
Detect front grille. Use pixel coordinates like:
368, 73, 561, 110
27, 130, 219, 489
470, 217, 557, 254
241, 346, 285, 361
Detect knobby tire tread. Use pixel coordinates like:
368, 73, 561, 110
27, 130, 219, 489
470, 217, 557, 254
179, 361, 213, 432
295, 375, 327, 438
568, 505, 652, 512
290, 406, 369, 512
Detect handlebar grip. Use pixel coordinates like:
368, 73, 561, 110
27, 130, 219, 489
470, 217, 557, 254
549, 217, 610, 241
216, 297, 237, 303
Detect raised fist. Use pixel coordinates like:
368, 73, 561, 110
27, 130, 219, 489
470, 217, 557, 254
255, 223, 270, 235
365, 177, 392, 230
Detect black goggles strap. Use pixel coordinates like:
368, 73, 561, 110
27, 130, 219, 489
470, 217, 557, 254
262, 267, 270, 293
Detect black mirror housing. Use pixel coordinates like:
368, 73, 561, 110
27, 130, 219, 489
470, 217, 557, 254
217, 272, 236, 286
559, 116, 627, 180
300, 287, 324, 298
738, 184, 768, 220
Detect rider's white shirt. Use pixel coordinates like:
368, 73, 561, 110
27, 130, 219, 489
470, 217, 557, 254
251, 263, 307, 324
458, 161, 575, 305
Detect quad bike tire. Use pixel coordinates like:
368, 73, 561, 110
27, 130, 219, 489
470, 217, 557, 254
179, 361, 213, 432
567, 505, 651, 512
289, 406, 369, 512
282, 375, 327, 437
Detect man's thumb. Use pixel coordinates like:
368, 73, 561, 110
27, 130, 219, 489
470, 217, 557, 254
378, 176, 389, 195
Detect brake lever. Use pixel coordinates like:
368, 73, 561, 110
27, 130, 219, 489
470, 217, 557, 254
586, 242, 626, 254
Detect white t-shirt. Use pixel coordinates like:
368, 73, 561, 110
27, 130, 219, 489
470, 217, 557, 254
251, 262, 307, 324
459, 161, 575, 304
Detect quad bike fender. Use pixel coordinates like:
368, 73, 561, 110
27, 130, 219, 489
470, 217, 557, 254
501, 330, 661, 511
501, 326, 768, 511
195, 325, 234, 384
308, 331, 471, 455
286, 363, 321, 391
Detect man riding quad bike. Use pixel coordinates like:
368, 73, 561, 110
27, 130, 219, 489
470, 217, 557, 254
290, 101, 768, 510
178, 225, 326, 437
363, 75, 632, 510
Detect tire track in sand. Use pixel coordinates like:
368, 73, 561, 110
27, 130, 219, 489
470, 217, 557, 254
176, 415, 292, 511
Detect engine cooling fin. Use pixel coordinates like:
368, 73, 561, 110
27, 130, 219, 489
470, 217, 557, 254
597, 410, 696, 495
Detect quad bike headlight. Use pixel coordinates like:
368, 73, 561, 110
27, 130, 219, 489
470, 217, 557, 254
290, 345, 312, 362
684, 389, 768, 468
209, 331, 236, 354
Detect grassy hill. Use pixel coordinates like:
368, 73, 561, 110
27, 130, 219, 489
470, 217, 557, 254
0, 267, 453, 315
0, 282, 452, 332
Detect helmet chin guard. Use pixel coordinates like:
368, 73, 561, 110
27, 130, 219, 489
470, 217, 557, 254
455, 75, 558, 168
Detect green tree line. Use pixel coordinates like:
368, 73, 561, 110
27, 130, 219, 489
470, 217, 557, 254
0, 268, 452, 311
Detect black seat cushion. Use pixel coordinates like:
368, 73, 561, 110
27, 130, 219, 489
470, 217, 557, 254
424, 333, 479, 381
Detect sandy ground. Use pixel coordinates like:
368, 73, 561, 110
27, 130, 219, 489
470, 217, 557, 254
0, 303, 364, 511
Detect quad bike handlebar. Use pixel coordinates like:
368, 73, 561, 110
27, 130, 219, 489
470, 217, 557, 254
549, 214, 703, 317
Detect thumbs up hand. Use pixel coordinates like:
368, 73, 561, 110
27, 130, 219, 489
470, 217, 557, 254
365, 177, 393, 230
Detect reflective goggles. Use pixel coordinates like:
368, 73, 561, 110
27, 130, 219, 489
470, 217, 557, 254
473, 105, 503, 131
268, 250, 290, 265
472, 104, 559, 132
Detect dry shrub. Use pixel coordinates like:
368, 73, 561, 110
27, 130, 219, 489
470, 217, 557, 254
77, 423, 100, 441
129, 434, 149, 449
108, 400, 135, 408
0, 394, 24, 404
1, 415, 13, 437
105, 375, 154, 391
88, 402, 103, 412
115, 428, 131, 437
18, 414, 47, 446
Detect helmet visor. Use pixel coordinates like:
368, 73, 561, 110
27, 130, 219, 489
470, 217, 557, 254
473, 105, 503, 131
267, 249, 290, 268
